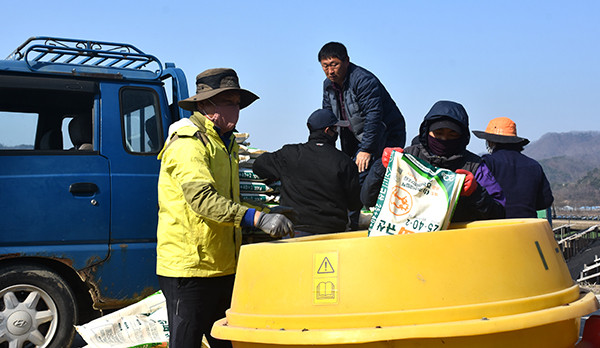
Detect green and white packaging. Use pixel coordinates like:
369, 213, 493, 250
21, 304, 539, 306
369, 151, 465, 236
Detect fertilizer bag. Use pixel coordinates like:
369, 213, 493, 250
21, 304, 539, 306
368, 151, 465, 236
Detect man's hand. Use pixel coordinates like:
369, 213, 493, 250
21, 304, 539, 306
267, 205, 300, 224
356, 151, 372, 173
381, 147, 404, 168
456, 169, 478, 196
255, 212, 294, 238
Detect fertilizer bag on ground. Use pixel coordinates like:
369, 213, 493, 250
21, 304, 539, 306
75, 291, 169, 348
368, 151, 465, 236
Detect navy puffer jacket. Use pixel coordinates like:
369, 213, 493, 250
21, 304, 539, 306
322, 63, 406, 157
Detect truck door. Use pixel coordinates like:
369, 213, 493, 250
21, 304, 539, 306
86, 82, 167, 306
0, 76, 111, 267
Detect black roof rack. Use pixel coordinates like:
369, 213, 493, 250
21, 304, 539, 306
7, 36, 163, 79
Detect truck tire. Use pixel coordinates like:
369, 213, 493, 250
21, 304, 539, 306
0, 264, 77, 348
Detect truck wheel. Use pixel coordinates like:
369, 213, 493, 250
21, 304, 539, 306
0, 264, 77, 348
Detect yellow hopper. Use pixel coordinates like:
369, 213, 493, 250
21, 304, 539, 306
213, 219, 598, 348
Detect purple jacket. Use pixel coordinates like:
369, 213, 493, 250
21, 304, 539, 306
474, 161, 506, 207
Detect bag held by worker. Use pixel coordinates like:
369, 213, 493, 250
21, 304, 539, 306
368, 151, 464, 236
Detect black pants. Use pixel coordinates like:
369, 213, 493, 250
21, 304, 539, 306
158, 274, 235, 348
341, 128, 368, 229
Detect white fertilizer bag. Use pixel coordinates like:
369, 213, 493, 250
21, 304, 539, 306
368, 151, 465, 236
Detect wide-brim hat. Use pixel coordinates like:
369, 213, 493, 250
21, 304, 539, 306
178, 68, 259, 111
472, 117, 529, 145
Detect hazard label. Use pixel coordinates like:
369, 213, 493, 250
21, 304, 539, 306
313, 252, 338, 305
317, 257, 335, 274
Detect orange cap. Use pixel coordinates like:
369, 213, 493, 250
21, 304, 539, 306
485, 117, 518, 136
472, 117, 529, 145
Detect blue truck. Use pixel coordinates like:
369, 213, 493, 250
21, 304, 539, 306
0, 37, 191, 347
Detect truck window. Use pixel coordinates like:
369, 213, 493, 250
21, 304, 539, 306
120, 88, 162, 154
0, 76, 96, 152
0, 112, 37, 149
62, 117, 74, 149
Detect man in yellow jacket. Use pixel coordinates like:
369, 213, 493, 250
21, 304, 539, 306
156, 68, 294, 348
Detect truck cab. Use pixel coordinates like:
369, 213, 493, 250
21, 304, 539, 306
0, 37, 190, 347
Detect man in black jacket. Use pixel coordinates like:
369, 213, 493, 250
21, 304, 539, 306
253, 109, 362, 236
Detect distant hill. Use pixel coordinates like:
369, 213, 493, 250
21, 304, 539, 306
522, 131, 600, 207
552, 168, 600, 207
0, 142, 32, 150
538, 156, 600, 184
524, 131, 600, 161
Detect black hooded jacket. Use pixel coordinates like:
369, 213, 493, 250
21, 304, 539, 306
253, 130, 362, 234
361, 101, 505, 222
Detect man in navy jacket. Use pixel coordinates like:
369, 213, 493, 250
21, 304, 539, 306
319, 41, 406, 228
320, 42, 406, 174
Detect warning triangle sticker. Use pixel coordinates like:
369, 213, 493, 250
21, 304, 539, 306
317, 257, 335, 274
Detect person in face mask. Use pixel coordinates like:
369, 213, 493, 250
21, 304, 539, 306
157, 68, 294, 348
200, 97, 240, 134
253, 109, 363, 236
361, 100, 506, 222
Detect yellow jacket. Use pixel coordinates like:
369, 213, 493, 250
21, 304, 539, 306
156, 113, 248, 278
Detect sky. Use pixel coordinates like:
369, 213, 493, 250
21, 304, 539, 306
1, 0, 599, 155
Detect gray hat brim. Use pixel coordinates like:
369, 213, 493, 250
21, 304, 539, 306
472, 130, 530, 146
429, 119, 463, 135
